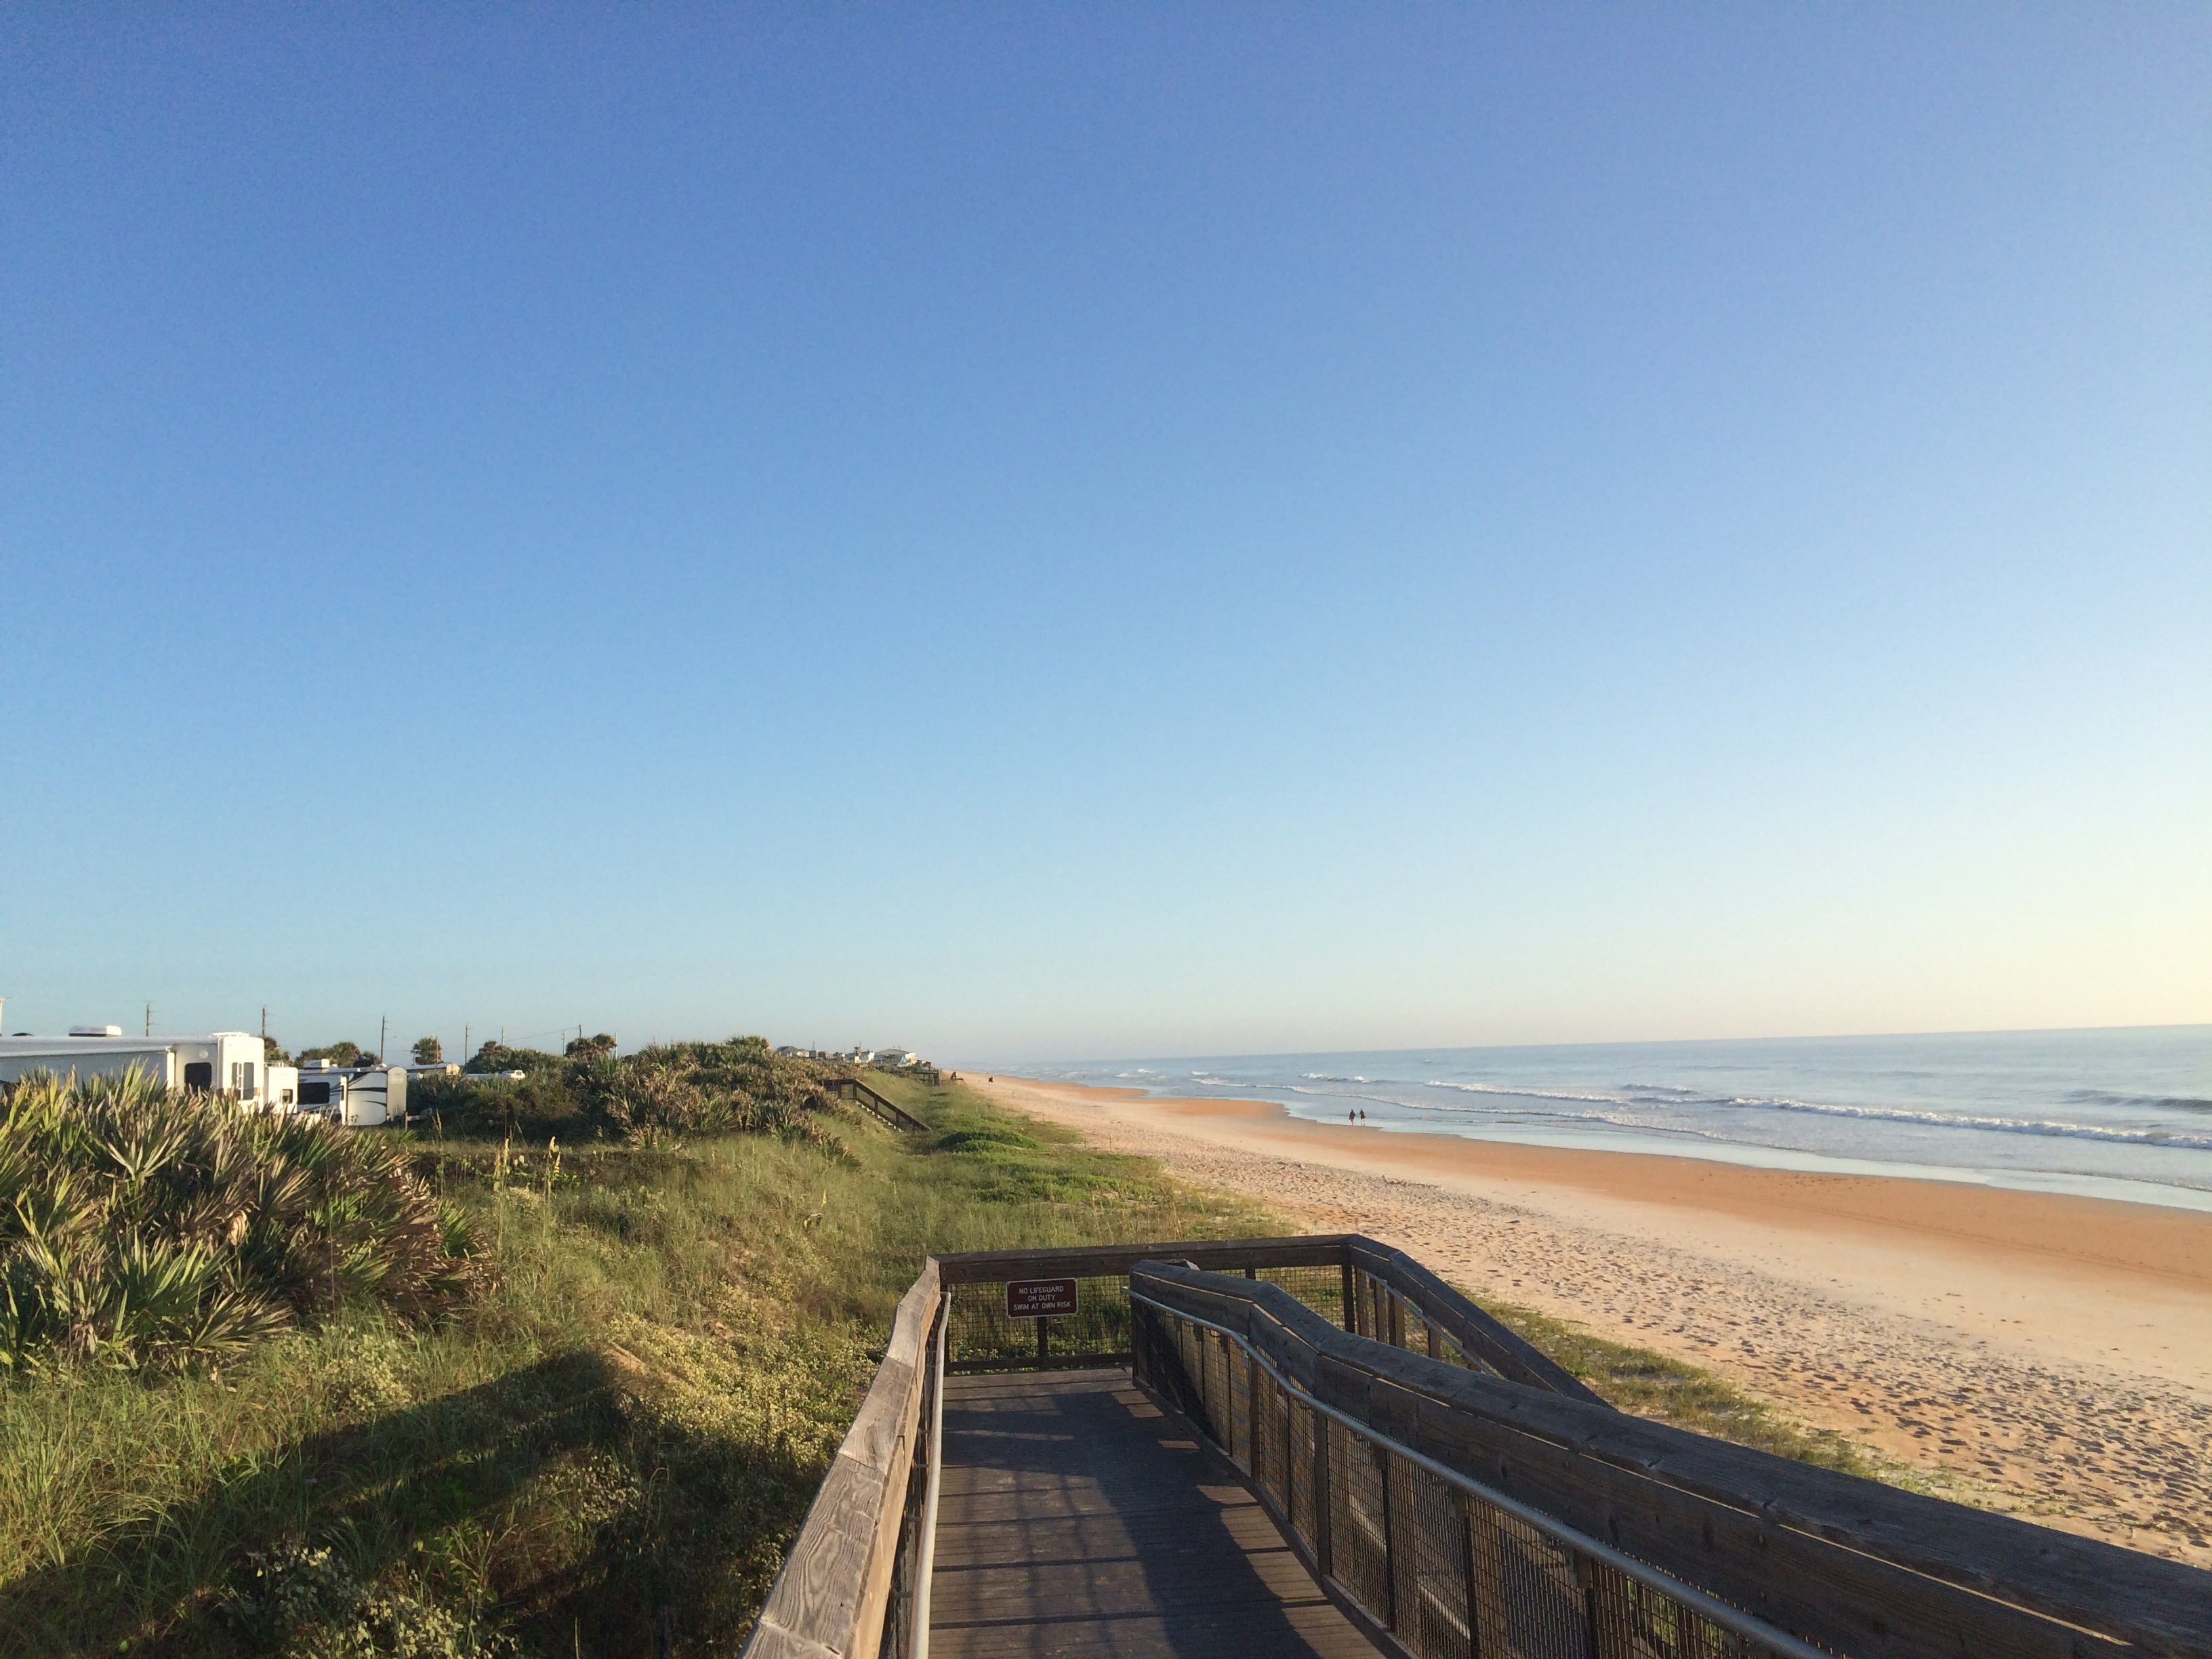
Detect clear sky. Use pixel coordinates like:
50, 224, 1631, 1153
3, 6, 2206, 1065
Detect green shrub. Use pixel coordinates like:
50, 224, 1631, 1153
930, 1126, 1037, 1154
224, 1542, 518, 1659
418, 1038, 851, 1155
0, 1072, 476, 1374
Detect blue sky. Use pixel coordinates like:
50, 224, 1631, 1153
3, 6, 2206, 1064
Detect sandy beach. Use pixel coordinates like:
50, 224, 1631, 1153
968, 1073, 2212, 1565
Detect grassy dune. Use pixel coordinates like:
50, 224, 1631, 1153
0, 1077, 1273, 1658
2, 1071, 1890, 1658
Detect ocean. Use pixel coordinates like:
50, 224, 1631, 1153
1023, 1025, 2212, 1212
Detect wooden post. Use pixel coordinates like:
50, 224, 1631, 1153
1340, 1262, 1359, 1334
1037, 1313, 1049, 1364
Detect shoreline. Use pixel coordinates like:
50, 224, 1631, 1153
966, 1070, 2212, 1563
1004, 1080, 2212, 1286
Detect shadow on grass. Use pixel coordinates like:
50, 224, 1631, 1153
0, 1349, 818, 1659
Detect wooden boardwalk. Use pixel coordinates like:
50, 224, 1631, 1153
928, 1368, 1380, 1659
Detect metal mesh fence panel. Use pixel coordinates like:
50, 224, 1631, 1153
1203, 1326, 1230, 1443
1229, 1342, 1253, 1470
1333, 1417, 1395, 1625
1387, 1451, 1474, 1659
1586, 1557, 1765, 1659
1288, 1395, 1319, 1555
1473, 1497, 1597, 1658
945, 1273, 1131, 1367
1256, 1264, 1348, 1328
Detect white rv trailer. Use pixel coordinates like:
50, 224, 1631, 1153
0, 1029, 270, 1100
293, 1061, 406, 1127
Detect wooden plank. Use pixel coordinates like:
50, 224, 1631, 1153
935, 1235, 1352, 1284
930, 1368, 1384, 1658
1129, 1262, 2212, 1658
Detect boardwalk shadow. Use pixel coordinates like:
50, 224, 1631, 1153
933, 1370, 1375, 1658
0, 1351, 627, 1658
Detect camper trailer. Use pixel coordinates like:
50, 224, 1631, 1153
0, 1029, 270, 1100
293, 1061, 406, 1126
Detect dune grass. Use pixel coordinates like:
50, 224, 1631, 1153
0, 1070, 1914, 1657
1464, 1298, 1887, 1477
0, 1077, 1275, 1658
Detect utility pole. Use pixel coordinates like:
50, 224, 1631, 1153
261, 1007, 268, 1041
145, 1002, 152, 1037
464, 1024, 470, 1065
380, 1016, 388, 1067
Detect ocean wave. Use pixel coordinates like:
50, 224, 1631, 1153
1424, 1080, 1644, 1107
1414, 1079, 2212, 1152
2064, 1088, 2212, 1113
1748, 1096, 2212, 1152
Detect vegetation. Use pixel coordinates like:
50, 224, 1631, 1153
411, 1039, 443, 1067
0, 1057, 1908, 1658
460, 1043, 563, 1078
0, 1073, 472, 1375
298, 1043, 379, 1069
419, 1038, 846, 1151
0, 1069, 1274, 1658
1469, 1298, 1885, 1477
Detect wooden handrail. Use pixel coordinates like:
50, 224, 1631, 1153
1343, 1235, 1605, 1404
743, 1261, 940, 1659
1130, 1259, 2212, 1659
824, 1076, 931, 1132
933, 1233, 1352, 1284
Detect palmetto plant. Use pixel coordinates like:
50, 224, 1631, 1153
588, 1036, 852, 1156
0, 1070, 474, 1372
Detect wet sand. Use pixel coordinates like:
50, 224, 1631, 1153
968, 1073, 2212, 1565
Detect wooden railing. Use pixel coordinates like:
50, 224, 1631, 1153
739, 1235, 2212, 1659
823, 1076, 931, 1132
932, 1234, 1598, 1393
1130, 1259, 2212, 1659
738, 1233, 1589, 1659
742, 1261, 942, 1659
